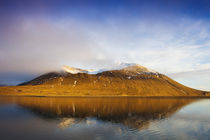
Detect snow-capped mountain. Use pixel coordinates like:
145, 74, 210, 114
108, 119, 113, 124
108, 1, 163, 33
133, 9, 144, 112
16, 63, 208, 97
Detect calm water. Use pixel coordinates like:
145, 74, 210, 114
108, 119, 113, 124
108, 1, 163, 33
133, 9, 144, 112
0, 97, 209, 140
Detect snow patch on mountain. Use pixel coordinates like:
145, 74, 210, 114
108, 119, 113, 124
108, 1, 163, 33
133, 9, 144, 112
63, 65, 98, 74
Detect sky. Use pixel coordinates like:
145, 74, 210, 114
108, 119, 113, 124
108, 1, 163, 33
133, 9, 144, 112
0, 0, 210, 90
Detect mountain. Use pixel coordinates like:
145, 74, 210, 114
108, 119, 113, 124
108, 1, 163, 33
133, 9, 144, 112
0, 63, 209, 96
20, 63, 159, 85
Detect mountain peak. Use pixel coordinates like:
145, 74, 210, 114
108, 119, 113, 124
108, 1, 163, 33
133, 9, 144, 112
119, 63, 157, 74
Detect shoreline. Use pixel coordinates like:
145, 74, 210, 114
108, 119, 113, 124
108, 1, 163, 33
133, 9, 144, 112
0, 94, 209, 98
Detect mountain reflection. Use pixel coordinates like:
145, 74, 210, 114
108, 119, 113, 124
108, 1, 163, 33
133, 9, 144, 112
0, 97, 199, 130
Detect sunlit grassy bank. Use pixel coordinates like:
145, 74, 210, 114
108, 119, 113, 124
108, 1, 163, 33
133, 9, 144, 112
0, 85, 209, 97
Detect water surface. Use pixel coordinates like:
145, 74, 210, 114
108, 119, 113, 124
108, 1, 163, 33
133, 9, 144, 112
0, 97, 209, 140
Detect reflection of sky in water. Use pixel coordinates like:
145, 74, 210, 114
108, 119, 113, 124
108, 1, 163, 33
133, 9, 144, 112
177, 99, 210, 116
0, 98, 209, 140
147, 99, 210, 140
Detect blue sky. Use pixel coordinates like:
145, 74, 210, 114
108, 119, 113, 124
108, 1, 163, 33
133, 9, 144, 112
0, 0, 210, 90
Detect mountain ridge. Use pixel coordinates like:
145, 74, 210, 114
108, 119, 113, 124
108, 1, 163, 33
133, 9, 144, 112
62, 63, 158, 75
19, 63, 160, 86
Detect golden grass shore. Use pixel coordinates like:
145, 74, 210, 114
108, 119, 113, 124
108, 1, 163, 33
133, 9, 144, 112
0, 85, 209, 97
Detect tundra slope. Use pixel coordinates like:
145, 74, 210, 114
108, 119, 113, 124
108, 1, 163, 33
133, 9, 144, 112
9, 64, 208, 97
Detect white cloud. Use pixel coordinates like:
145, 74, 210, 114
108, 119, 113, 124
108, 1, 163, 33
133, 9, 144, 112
0, 17, 210, 76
